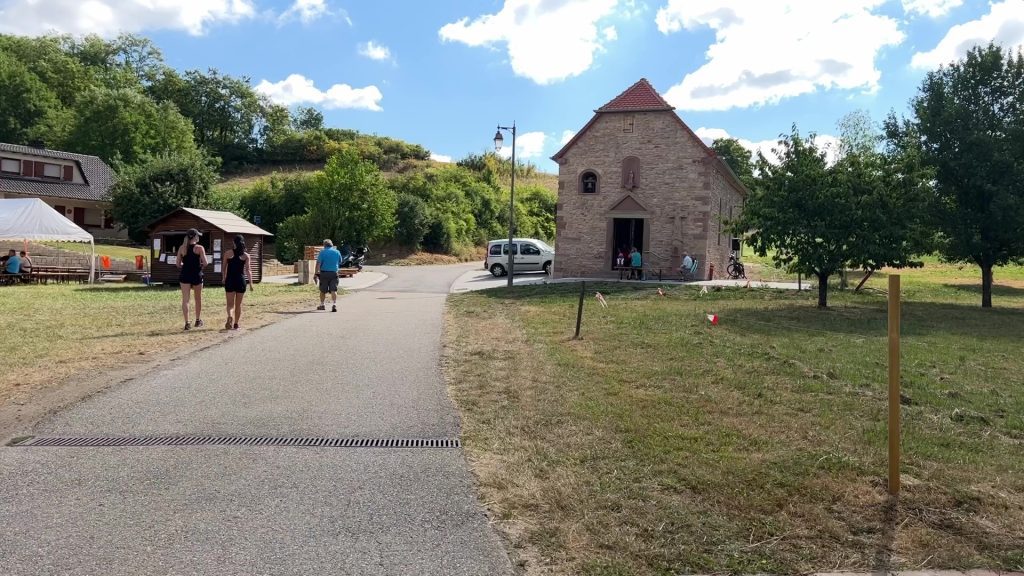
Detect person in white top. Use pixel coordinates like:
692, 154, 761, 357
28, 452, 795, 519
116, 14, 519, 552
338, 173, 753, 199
680, 252, 694, 281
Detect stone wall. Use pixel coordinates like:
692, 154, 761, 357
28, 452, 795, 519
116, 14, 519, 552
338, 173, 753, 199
554, 110, 743, 280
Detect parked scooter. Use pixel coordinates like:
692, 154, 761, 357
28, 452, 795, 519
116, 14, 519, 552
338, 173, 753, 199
342, 246, 369, 270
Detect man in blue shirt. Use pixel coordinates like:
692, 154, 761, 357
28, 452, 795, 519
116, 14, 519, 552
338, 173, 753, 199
4, 250, 21, 275
314, 239, 342, 312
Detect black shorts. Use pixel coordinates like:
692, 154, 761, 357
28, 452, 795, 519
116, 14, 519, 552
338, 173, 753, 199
224, 278, 248, 293
179, 272, 204, 285
318, 270, 339, 293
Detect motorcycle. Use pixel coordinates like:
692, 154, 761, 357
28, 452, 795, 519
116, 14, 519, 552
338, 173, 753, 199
342, 246, 369, 270
727, 252, 746, 279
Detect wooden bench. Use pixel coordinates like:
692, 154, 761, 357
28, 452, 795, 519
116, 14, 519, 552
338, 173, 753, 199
338, 267, 361, 278
99, 274, 127, 282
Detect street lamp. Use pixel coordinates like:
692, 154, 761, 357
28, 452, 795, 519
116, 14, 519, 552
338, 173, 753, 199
494, 122, 516, 288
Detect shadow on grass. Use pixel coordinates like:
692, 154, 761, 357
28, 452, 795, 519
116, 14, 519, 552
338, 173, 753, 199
74, 285, 175, 293
942, 283, 1024, 298
735, 299, 1024, 341
466, 280, 659, 301
872, 496, 899, 573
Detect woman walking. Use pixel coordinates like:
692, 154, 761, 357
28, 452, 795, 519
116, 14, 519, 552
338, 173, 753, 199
222, 234, 254, 330
177, 228, 208, 330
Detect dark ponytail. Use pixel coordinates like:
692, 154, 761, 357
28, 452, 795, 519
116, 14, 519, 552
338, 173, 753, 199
233, 235, 246, 255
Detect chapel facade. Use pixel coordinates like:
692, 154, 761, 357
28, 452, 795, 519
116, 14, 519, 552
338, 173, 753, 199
550, 79, 747, 280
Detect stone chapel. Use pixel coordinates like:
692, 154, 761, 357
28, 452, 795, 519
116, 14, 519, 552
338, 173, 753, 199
550, 78, 748, 280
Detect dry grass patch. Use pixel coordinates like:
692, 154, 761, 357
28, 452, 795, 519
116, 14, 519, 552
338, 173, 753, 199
0, 282, 312, 406
444, 279, 1024, 575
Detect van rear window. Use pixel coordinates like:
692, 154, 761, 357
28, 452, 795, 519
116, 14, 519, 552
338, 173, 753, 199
489, 244, 502, 256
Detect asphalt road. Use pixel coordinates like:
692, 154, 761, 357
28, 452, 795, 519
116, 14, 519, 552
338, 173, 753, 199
0, 263, 514, 576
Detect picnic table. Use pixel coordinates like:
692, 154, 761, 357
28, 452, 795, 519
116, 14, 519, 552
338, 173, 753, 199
26, 266, 92, 284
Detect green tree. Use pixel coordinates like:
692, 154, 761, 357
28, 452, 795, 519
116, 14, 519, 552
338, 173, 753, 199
292, 106, 324, 132
149, 68, 264, 165
899, 44, 1024, 308
734, 124, 934, 308
395, 193, 430, 248
109, 150, 220, 243
711, 138, 756, 190
66, 87, 196, 165
278, 149, 396, 254
0, 51, 69, 145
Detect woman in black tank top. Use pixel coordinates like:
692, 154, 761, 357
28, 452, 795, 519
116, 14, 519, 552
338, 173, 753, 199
176, 228, 208, 331
222, 234, 254, 330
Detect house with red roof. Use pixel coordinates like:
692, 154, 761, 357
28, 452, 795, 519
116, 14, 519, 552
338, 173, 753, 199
550, 79, 748, 280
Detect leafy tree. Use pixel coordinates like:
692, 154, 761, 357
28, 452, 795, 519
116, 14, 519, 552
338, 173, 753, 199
711, 138, 756, 190
395, 193, 430, 248
733, 125, 931, 308
277, 149, 396, 254
898, 44, 1024, 308
234, 173, 313, 235
66, 87, 196, 165
109, 150, 220, 243
149, 68, 264, 165
0, 51, 69, 145
0, 34, 98, 108
292, 106, 324, 132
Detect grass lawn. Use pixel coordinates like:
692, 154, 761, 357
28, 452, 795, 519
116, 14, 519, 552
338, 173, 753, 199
0, 282, 313, 405
444, 263, 1024, 574
41, 241, 150, 262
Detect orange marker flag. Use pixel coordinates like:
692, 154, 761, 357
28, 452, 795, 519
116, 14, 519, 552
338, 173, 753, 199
706, 313, 719, 325
657, 288, 665, 297
595, 292, 608, 308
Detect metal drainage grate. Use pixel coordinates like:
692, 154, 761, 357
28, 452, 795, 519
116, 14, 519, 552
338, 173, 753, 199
10, 436, 461, 448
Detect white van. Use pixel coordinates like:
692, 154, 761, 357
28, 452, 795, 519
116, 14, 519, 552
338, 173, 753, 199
485, 238, 555, 277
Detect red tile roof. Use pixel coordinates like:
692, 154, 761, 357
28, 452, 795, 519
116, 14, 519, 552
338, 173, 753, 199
596, 78, 674, 112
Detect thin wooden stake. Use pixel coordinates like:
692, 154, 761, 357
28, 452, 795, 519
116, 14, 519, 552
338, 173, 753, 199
574, 281, 585, 339
888, 274, 901, 495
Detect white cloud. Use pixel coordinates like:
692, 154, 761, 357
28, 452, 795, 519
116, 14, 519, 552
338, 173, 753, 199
439, 0, 621, 85
255, 74, 383, 111
359, 41, 392, 61
695, 127, 840, 165
0, 0, 255, 36
656, 1, 904, 111
603, 26, 618, 41
911, 0, 1024, 69
497, 131, 547, 159
560, 130, 576, 145
430, 153, 453, 163
902, 0, 963, 18
278, 0, 330, 24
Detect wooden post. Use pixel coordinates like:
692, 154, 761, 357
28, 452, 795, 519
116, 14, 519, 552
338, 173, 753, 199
888, 274, 901, 495
574, 281, 585, 340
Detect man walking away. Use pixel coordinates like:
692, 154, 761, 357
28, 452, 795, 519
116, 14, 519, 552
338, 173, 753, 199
314, 239, 342, 312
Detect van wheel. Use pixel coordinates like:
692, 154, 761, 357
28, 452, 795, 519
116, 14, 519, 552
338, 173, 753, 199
543, 261, 552, 275
490, 264, 506, 277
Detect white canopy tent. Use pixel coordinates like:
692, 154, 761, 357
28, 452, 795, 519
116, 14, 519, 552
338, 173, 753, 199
0, 198, 95, 283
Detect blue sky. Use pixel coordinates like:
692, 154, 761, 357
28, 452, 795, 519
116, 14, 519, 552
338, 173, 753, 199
2, 0, 1022, 172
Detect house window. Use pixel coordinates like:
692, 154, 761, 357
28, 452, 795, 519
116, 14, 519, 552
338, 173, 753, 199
42, 163, 62, 179
623, 115, 634, 133
0, 158, 20, 174
580, 170, 599, 194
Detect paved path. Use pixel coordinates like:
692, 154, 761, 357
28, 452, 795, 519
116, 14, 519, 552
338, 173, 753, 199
0, 263, 513, 576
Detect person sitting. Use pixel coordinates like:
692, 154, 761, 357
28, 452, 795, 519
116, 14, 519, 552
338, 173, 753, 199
18, 251, 32, 274
0, 249, 13, 269
680, 252, 694, 281
4, 250, 21, 279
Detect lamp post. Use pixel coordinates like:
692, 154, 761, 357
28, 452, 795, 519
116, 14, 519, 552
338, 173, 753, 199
494, 123, 516, 288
